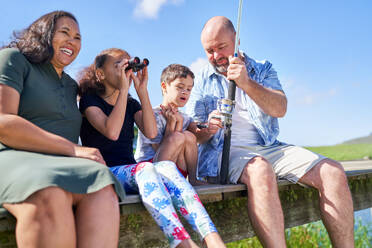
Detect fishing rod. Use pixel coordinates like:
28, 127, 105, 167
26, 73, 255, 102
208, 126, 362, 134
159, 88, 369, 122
219, 0, 243, 184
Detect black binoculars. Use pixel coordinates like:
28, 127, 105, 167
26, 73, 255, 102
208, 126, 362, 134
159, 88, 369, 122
125, 57, 149, 72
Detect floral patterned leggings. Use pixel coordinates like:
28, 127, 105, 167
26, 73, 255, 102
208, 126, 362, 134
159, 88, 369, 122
110, 160, 217, 248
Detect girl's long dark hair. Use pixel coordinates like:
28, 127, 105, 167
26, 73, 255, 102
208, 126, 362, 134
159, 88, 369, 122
78, 48, 130, 96
3, 10, 78, 64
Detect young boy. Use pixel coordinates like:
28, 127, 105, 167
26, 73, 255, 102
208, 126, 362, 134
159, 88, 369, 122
134, 64, 207, 185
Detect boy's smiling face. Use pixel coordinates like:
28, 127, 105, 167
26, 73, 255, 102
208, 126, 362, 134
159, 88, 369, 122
162, 75, 194, 108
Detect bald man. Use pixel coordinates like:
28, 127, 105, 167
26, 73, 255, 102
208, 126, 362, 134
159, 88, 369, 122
185, 16, 354, 248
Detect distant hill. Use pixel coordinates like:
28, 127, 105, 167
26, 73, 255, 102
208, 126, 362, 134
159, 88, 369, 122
343, 133, 372, 144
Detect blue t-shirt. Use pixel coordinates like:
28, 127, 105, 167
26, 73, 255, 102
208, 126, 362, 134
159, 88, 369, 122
79, 93, 141, 167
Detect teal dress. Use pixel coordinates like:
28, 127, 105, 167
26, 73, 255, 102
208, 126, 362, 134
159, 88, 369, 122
0, 48, 125, 207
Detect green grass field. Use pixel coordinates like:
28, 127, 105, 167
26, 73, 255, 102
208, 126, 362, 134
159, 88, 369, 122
227, 220, 372, 248
306, 143, 372, 161
227, 143, 372, 247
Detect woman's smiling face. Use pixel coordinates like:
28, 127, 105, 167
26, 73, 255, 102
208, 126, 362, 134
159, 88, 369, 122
50, 16, 81, 76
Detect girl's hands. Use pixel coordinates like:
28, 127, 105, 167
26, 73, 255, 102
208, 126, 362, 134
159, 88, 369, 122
116, 58, 131, 92
131, 66, 149, 94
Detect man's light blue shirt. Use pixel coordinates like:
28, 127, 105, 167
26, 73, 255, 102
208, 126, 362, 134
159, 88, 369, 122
185, 53, 284, 178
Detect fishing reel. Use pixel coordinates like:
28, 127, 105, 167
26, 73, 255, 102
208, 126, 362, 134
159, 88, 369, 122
196, 98, 235, 129
125, 57, 149, 72
216, 98, 235, 128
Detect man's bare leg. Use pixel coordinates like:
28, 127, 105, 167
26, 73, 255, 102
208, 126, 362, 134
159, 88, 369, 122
299, 159, 354, 248
239, 157, 286, 248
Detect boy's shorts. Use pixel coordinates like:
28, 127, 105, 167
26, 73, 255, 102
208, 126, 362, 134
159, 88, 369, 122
219, 142, 328, 184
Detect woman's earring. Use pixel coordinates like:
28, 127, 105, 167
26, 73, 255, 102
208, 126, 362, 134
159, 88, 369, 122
96, 70, 104, 83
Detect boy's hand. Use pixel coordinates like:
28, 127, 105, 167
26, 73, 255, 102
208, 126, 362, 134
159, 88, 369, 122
174, 112, 183, 125
160, 105, 177, 124
161, 105, 177, 134
168, 103, 183, 128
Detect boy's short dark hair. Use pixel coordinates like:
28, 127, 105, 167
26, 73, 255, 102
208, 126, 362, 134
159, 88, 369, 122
160, 64, 195, 85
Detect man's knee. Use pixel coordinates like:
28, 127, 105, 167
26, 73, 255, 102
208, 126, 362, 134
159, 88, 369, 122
240, 157, 276, 188
318, 160, 348, 188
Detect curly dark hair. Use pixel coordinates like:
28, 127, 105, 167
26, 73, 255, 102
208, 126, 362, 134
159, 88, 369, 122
78, 48, 130, 96
3, 10, 78, 64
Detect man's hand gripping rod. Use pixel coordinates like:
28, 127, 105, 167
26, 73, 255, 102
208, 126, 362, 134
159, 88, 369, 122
219, 0, 243, 184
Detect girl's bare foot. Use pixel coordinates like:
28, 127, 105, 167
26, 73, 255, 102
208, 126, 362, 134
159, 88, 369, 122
177, 238, 200, 248
203, 232, 226, 248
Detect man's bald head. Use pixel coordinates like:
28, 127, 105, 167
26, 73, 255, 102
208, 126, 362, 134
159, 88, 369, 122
200, 16, 237, 75
201, 16, 235, 41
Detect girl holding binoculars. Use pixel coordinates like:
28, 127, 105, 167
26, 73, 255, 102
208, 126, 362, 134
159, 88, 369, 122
78, 48, 225, 248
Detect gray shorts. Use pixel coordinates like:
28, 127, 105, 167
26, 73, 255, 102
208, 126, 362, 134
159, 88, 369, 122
218, 142, 327, 184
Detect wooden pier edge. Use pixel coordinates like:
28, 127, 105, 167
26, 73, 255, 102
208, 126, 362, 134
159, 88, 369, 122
1, 161, 372, 247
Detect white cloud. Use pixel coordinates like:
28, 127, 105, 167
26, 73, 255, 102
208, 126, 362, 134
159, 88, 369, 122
189, 57, 208, 75
133, 0, 184, 19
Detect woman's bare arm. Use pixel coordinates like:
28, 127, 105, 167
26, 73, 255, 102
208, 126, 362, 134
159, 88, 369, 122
0, 85, 105, 164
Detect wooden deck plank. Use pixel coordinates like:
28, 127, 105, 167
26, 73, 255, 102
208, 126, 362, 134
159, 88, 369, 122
1, 162, 372, 211
117, 161, 372, 205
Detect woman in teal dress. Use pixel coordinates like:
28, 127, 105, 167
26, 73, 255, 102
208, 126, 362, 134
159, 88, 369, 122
0, 11, 125, 248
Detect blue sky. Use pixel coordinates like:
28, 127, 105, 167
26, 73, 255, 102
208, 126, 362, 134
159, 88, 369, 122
1, 0, 371, 146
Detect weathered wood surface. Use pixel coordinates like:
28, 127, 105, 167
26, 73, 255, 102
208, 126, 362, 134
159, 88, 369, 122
1, 161, 372, 247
